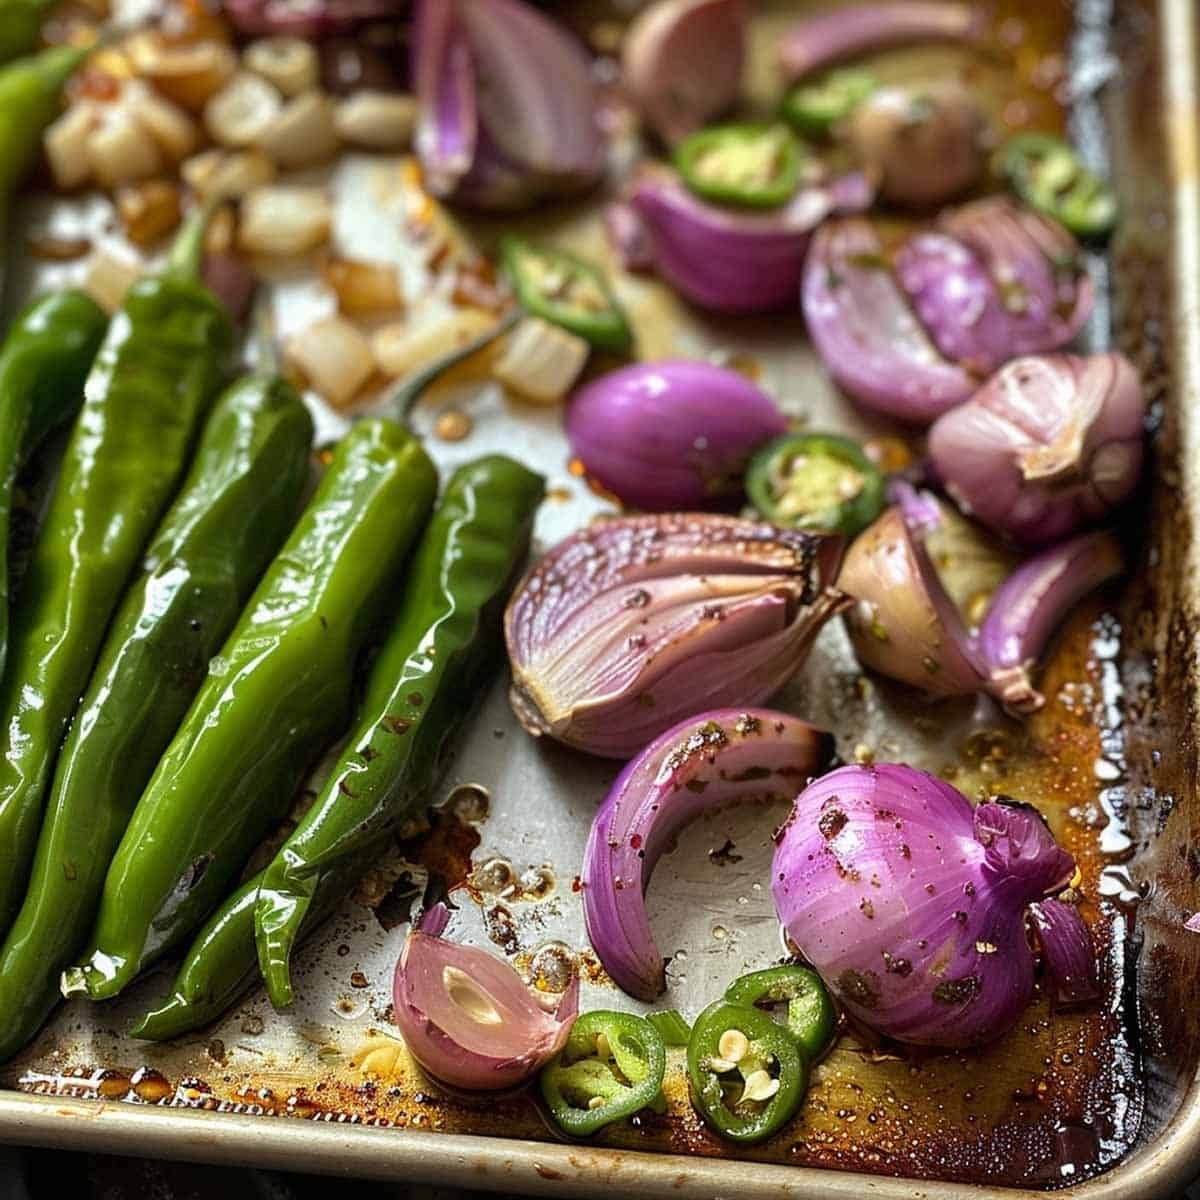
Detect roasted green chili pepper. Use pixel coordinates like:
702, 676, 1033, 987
724, 966, 837, 1062
0, 290, 107, 682
998, 133, 1117, 238
675, 124, 803, 209
0, 376, 312, 1063
136, 454, 543, 1034
62, 419, 437, 1001
781, 69, 878, 138
130, 858, 362, 1040
0, 42, 91, 302
746, 432, 884, 538
0, 0, 58, 66
254, 454, 544, 1008
0, 208, 231, 937
540, 1011, 667, 1137
500, 236, 631, 353
686, 999, 807, 1144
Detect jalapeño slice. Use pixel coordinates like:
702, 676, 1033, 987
675, 123, 804, 209
998, 133, 1117, 238
782, 69, 878, 138
746, 432, 885, 538
724, 965, 837, 1061
540, 1010, 667, 1136
500, 236, 632, 353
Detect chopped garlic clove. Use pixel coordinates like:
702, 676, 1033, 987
243, 37, 319, 98
492, 316, 590, 405
285, 315, 376, 409
205, 72, 282, 148
44, 104, 100, 190
239, 185, 331, 257
333, 91, 417, 151
256, 91, 339, 170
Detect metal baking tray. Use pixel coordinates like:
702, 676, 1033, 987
2, 0, 1200, 1195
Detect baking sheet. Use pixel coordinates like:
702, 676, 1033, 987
0, 0, 1190, 1194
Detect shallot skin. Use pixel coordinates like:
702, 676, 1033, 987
843, 82, 986, 210
772, 764, 1076, 1048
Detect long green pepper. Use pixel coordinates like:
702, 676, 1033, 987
0, 0, 58, 66
0, 290, 107, 682
134, 454, 544, 1034
64, 419, 437, 1001
254, 454, 544, 1008
0, 376, 312, 1064
0, 208, 231, 936
0, 43, 90, 303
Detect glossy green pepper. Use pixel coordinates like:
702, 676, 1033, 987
0, 43, 91, 303
136, 454, 544, 1034
0, 208, 231, 936
746, 433, 884, 538
781, 69, 878, 138
0, 375, 312, 1063
675, 124, 803, 208
0, 290, 107, 682
0, 0, 57, 65
130, 858, 360, 1041
998, 133, 1117, 238
500, 236, 631, 353
724, 965, 837, 1062
254, 454, 544, 1008
62, 419, 437, 1001
686, 999, 807, 1144
540, 1011, 667, 1137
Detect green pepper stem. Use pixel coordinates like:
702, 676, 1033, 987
163, 196, 220, 285
379, 306, 520, 427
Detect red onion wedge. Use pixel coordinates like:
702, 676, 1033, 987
413, 0, 604, 210
841, 486, 1122, 712
936, 198, 1094, 364
622, 0, 747, 147
584, 708, 833, 1000
839, 498, 989, 696
927, 353, 1145, 545
773, 764, 1085, 1048
802, 218, 976, 422
977, 530, 1123, 711
623, 166, 874, 314
779, 3, 983, 83
505, 513, 848, 758
566, 360, 787, 511
1030, 899, 1100, 1006
393, 904, 578, 1091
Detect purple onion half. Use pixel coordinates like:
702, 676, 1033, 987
413, 0, 604, 210
621, 166, 874, 314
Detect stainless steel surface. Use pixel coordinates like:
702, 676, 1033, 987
1, 0, 1199, 1194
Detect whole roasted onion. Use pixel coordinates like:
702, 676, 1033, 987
504, 513, 847, 758
927, 352, 1145, 545
843, 81, 986, 209
413, 0, 604, 210
566, 360, 787, 510
772, 764, 1094, 1047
